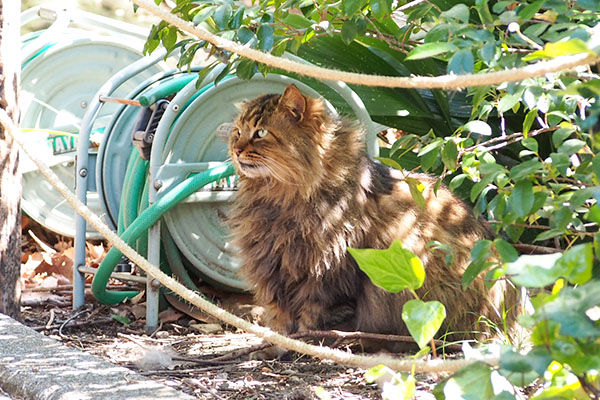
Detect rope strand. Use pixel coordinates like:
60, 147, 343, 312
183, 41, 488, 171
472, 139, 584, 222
0, 109, 495, 373
132, 0, 600, 89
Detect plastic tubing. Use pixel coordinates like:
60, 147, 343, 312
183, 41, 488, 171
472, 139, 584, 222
91, 162, 235, 305
138, 74, 197, 107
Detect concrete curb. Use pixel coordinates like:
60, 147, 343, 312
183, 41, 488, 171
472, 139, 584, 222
0, 313, 195, 400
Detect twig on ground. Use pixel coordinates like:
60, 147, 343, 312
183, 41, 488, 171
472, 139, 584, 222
45, 309, 56, 329
192, 380, 228, 400
31, 317, 114, 331
138, 366, 227, 376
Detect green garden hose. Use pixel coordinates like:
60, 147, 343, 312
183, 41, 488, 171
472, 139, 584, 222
91, 162, 235, 305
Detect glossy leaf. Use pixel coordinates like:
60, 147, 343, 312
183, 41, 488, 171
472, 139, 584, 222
554, 243, 593, 285
193, 6, 217, 25
341, 20, 358, 45
441, 140, 458, 170
343, 0, 364, 17
213, 4, 232, 30
236, 58, 257, 80
348, 240, 425, 293
494, 238, 519, 263
433, 362, 494, 400
237, 26, 257, 46
509, 180, 534, 218
506, 253, 563, 288
402, 299, 446, 349
257, 24, 274, 51
405, 42, 457, 61
464, 120, 492, 136
440, 3, 470, 23
448, 49, 474, 75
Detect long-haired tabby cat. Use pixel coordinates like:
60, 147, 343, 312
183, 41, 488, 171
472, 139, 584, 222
228, 84, 518, 347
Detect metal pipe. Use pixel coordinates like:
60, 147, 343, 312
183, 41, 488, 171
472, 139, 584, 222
73, 49, 167, 309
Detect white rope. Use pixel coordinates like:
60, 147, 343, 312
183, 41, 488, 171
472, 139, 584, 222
0, 109, 496, 373
132, 0, 600, 89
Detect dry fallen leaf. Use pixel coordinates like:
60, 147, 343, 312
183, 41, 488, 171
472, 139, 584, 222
131, 303, 147, 320
189, 323, 222, 334
158, 308, 184, 323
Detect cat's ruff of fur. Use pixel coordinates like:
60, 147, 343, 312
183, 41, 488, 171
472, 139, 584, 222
228, 84, 518, 346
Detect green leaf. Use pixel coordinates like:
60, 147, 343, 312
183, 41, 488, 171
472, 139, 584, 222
534, 281, 600, 338
464, 120, 492, 136
555, 243, 593, 285
376, 157, 403, 171
348, 240, 425, 292
509, 159, 543, 181
498, 92, 521, 114
479, 42, 496, 64
193, 5, 217, 25
557, 138, 585, 155
533, 229, 563, 242
402, 299, 446, 349
433, 362, 494, 400
417, 138, 443, 156
236, 58, 257, 80
214, 63, 231, 86
449, 174, 466, 192
343, 0, 364, 17
475, 0, 494, 24
406, 177, 426, 211
161, 26, 178, 50
440, 3, 470, 23
257, 24, 274, 51
509, 180, 534, 218
500, 346, 551, 375
447, 49, 474, 75
506, 253, 563, 288
405, 42, 457, 61
341, 20, 358, 45
370, 0, 391, 21
441, 140, 458, 171
525, 39, 593, 61
230, 8, 244, 29
364, 365, 388, 383
522, 137, 538, 153
576, 0, 600, 11
494, 238, 518, 263
214, 4, 232, 30
463, 239, 493, 287
282, 13, 313, 29
552, 127, 574, 148
517, 0, 544, 20
522, 108, 538, 137
237, 26, 257, 46
111, 314, 131, 325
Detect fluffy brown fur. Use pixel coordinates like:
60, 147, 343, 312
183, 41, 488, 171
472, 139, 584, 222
228, 84, 518, 346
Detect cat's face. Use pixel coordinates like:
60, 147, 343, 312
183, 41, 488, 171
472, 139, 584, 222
229, 84, 325, 184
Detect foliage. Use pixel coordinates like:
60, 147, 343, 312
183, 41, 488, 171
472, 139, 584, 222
145, 0, 600, 254
351, 240, 600, 399
142, 0, 600, 397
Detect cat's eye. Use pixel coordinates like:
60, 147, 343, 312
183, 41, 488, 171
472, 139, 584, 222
254, 129, 269, 139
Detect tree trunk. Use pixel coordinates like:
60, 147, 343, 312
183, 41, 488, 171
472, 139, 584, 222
0, 0, 21, 319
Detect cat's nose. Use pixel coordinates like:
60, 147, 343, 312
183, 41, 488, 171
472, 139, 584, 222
233, 144, 244, 157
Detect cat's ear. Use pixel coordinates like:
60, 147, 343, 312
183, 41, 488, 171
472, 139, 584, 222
278, 84, 306, 121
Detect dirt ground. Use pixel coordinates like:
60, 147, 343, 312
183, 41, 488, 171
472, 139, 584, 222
17, 218, 440, 400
